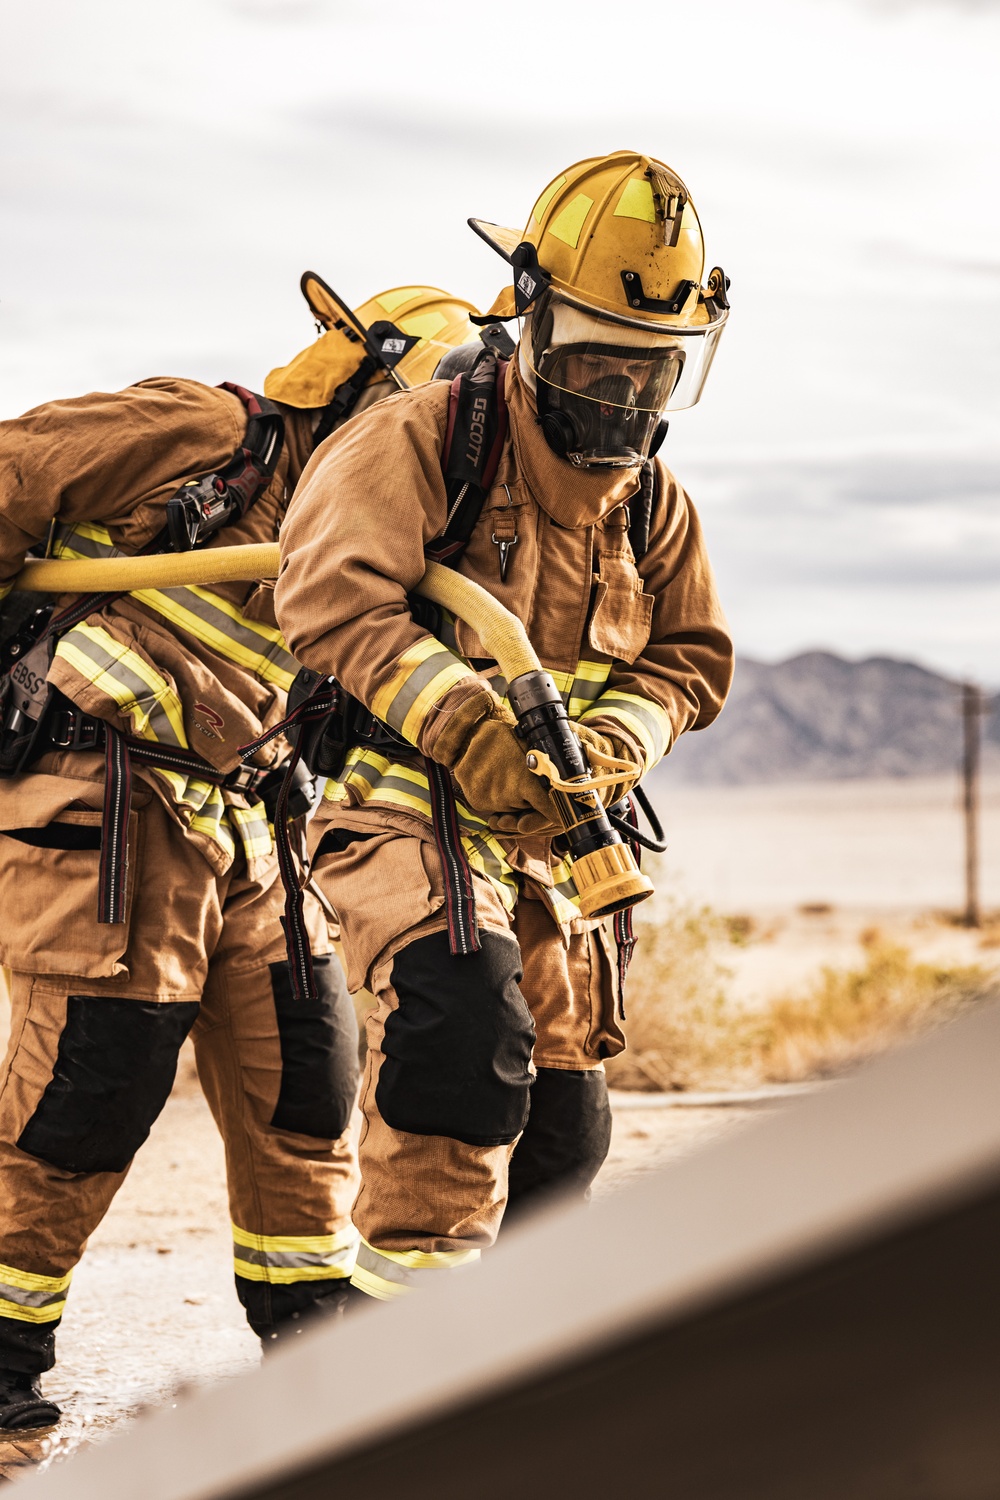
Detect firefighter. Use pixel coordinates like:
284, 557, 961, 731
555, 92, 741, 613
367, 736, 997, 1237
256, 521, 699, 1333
274, 151, 735, 1301
0, 280, 482, 1430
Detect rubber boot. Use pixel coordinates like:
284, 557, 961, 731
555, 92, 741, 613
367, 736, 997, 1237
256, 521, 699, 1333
0, 1370, 61, 1434
504, 1067, 613, 1226
260, 1280, 370, 1355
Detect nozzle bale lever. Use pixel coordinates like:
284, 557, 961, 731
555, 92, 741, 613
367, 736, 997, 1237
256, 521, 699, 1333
507, 671, 653, 919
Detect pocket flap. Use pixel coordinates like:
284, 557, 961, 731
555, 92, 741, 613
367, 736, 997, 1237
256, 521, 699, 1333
587, 580, 654, 664
0, 772, 103, 831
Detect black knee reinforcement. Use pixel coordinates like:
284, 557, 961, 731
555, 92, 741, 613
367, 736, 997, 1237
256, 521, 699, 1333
269, 955, 360, 1140
17, 996, 199, 1175
377, 929, 534, 1147
505, 1067, 613, 1222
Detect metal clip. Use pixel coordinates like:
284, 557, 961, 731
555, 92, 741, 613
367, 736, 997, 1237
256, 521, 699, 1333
491, 484, 518, 583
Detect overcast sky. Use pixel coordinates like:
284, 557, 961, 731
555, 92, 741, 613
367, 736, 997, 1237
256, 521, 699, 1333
1, 0, 998, 679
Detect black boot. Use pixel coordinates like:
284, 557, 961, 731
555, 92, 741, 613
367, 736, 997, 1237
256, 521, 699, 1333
259, 1280, 372, 1355
0, 1370, 61, 1434
505, 1068, 613, 1226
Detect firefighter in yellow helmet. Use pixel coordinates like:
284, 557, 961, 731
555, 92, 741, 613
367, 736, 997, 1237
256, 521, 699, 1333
0, 278, 481, 1430
274, 151, 735, 1303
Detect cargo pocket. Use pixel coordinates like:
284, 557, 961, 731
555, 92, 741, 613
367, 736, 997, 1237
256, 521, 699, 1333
0, 775, 141, 979
311, 826, 444, 993
16, 995, 199, 1173
587, 577, 654, 663
269, 954, 360, 1140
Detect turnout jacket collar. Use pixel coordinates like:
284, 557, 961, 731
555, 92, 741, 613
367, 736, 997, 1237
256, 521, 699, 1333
505, 360, 641, 531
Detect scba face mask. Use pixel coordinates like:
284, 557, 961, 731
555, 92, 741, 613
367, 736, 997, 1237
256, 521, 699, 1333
521, 290, 725, 468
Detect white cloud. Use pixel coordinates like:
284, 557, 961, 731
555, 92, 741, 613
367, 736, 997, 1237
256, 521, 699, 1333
0, 0, 998, 673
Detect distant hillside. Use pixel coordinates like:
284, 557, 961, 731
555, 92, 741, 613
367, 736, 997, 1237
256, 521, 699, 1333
655, 651, 1000, 786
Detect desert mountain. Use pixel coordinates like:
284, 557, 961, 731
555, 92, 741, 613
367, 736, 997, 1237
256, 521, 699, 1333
654, 651, 1000, 786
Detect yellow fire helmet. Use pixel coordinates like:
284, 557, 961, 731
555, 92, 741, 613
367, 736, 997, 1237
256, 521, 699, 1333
265, 275, 482, 410
469, 151, 730, 466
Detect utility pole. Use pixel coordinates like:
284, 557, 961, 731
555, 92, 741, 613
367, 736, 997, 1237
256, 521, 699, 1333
962, 682, 981, 928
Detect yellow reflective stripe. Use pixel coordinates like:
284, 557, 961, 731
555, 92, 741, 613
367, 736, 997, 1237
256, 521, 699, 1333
0, 1262, 72, 1295
0, 1261, 72, 1324
371, 637, 476, 746
235, 1262, 353, 1285
59, 520, 113, 546
580, 691, 672, 770
55, 624, 187, 745
229, 802, 272, 860
50, 520, 120, 560
232, 1228, 357, 1284
352, 1239, 479, 1300
548, 192, 594, 250
362, 1240, 479, 1271
130, 586, 297, 691
189, 787, 236, 859
323, 751, 517, 913
232, 1223, 358, 1285
51, 522, 295, 689
565, 660, 612, 719
0, 1298, 68, 1325
232, 1225, 357, 1255
0, 583, 11, 603
531, 660, 612, 719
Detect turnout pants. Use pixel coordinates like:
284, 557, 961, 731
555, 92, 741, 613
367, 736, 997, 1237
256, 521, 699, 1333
312, 809, 624, 1301
0, 767, 360, 1374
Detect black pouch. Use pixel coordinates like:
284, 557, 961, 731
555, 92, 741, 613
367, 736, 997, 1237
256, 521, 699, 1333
0, 626, 57, 778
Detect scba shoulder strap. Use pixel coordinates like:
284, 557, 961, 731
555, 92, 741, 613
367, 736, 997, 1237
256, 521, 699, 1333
425, 350, 510, 566
427, 350, 659, 568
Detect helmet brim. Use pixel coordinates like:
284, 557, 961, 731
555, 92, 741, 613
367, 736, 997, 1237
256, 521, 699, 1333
468, 218, 525, 263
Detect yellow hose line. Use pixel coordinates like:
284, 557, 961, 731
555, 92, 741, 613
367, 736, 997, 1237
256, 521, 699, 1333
16, 543, 281, 593
13, 547, 540, 684
418, 561, 538, 681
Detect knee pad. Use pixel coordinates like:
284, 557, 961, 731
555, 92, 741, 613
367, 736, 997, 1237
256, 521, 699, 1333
269, 955, 360, 1140
505, 1067, 612, 1220
377, 929, 534, 1148
17, 996, 199, 1174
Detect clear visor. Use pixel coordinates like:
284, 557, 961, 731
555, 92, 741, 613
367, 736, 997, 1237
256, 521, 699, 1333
522, 290, 725, 414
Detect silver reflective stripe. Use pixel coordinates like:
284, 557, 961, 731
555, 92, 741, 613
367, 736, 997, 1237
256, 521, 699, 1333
234, 1245, 353, 1272
57, 628, 184, 746
0, 1279, 66, 1310
353, 1243, 447, 1292
382, 647, 463, 735
134, 586, 299, 687
51, 522, 123, 561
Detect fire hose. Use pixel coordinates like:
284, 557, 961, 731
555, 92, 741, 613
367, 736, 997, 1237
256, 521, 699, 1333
15, 545, 654, 917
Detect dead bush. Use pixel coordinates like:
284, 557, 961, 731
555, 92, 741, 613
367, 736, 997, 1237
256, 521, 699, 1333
607, 898, 989, 1092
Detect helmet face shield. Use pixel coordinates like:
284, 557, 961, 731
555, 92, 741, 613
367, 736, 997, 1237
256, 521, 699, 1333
522, 291, 726, 467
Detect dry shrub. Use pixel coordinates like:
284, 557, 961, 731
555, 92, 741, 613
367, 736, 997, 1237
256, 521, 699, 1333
605, 902, 739, 1092
748, 939, 986, 1083
607, 899, 989, 1092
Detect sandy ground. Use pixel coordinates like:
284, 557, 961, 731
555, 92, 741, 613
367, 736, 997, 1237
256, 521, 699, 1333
2, 772, 997, 1479
654, 772, 1000, 914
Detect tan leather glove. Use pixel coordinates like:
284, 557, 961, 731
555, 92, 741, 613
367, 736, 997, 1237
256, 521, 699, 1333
433, 689, 562, 827
572, 722, 643, 808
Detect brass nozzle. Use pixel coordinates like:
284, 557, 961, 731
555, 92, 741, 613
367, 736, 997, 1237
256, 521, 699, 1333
572, 842, 654, 920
